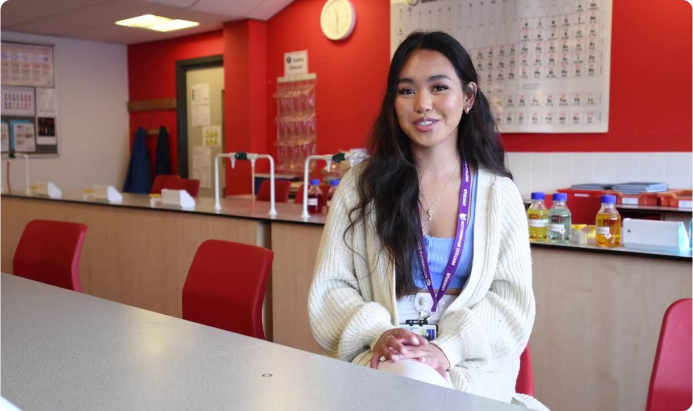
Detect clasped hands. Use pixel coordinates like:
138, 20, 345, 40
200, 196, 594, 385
370, 328, 450, 378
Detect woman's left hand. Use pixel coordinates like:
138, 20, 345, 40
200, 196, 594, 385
391, 344, 451, 377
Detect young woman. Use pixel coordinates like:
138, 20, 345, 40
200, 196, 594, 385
308, 31, 547, 410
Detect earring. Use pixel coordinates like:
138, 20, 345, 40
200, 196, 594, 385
465, 107, 470, 114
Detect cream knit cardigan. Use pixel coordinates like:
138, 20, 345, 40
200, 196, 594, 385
308, 164, 547, 410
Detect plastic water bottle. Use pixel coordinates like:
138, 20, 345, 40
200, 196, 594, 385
595, 195, 621, 247
327, 179, 339, 211
527, 192, 549, 241
307, 179, 323, 213
547, 193, 571, 243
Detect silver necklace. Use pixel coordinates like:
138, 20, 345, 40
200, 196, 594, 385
419, 162, 459, 221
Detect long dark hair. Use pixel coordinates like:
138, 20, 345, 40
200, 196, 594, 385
346, 31, 512, 298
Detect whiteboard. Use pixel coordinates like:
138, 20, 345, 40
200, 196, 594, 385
391, 0, 613, 133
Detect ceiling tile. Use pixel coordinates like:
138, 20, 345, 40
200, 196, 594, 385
191, 0, 261, 18
67, 21, 223, 44
137, 0, 198, 8
90, 0, 228, 23
1, 0, 294, 44
9, 8, 129, 37
1, 8, 38, 28
1, 0, 112, 25
247, 0, 294, 20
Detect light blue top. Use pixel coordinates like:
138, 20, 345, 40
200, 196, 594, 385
413, 172, 477, 290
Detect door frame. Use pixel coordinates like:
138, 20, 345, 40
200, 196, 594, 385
175, 54, 223, 178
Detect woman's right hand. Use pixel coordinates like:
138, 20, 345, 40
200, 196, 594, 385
370, 328, 429, 369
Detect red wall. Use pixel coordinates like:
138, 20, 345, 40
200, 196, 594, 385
127, 0, 691, 193
128, 30, 223, 174
264, 0, 691, 154
265, 0, 390, 157
223, 20, 268, 194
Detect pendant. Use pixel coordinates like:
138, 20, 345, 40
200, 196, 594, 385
427, 209, 433, 221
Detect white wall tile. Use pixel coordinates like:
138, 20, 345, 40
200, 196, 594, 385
592, 153, 618, 183
664, 153, 693, 178
506, 152, 692, 194
641, 176, 666, 184
551, 153, 573, 175
513, 173, 531, 196
614, 174, 637, 184
664, 176, 691, 190
507, 153, 532, 194
639, 153, 665, 179
614, 153, 641, 180
506, 152, 532, 175
531, 153, 551, 193
572, 153, 594, 184
550, 153, 573, 190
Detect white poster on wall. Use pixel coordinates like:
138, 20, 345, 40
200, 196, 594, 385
192, 146, 212, 188
191, 83, 210, 105
36, 88, 57, 117
391, 0, 613, 133
284, 50, 309, 76
2, 86, 35, 117
1, 122, 8, 152
12, 121, 35, 152
192, 104, 211, 127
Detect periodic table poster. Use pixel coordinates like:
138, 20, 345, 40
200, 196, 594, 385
391, 0, 613, 133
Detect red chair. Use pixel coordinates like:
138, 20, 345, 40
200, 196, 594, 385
169, 178, 200, 197
151, 174, 180, 194
13, 220, 87, 292
646, 298, 692, 411
294, 184, 330, 204
182, 239, 274, 339
256, 179, 292, 203
516, 345, 534, 396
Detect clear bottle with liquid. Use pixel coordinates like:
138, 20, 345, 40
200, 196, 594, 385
527, 192, 549, 241
307, 179, 324, 213
547, 192, 571, 243
326, 179, 339, 211
595, 195, 621, 247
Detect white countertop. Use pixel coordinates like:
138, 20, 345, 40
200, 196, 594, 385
3, 191, 690, 261
1, 274, 522, 411
1, 190, 328, 225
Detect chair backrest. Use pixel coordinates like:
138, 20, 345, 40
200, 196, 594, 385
646, 298, 692, 411
294, 184, 330, 204
13, 220, 87, 292
516, 345, 534, 396
182, 239, 274, 339
151, 174, 180, 194
256, 179, 292, 203
169, 178, 200, 197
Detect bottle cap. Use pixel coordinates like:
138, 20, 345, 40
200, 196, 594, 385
329, 180, 340, 186
601, 194, 617, 204
531, 192, 545, 200
553, 193, 568, 201
310, 179, 321, 185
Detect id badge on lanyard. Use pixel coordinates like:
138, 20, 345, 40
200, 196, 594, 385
410, 159, 472, 323
401, 318, 438, 341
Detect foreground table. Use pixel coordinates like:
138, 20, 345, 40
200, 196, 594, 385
1, 274, 522, 411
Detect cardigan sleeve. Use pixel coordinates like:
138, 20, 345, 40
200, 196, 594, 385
307, 168, 396, 362
430, 177, 536, 370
